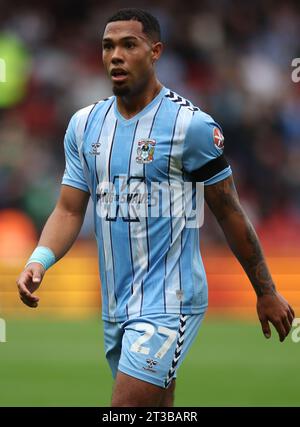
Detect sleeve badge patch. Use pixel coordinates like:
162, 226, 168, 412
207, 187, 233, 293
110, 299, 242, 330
213, 127, 224, 150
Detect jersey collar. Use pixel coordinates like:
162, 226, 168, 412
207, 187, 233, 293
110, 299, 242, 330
113, 86, 168, 124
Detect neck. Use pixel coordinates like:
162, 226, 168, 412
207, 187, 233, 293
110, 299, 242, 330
116, 78, 163, 119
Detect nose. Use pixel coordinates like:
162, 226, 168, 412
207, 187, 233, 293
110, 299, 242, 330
111, 46, 124, 64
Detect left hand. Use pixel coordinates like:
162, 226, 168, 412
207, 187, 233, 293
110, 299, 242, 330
256, 292, 295, 342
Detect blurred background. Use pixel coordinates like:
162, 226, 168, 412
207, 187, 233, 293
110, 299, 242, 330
0, 0, 300, 407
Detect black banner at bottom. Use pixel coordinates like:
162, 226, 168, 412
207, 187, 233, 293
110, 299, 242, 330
0, 407, 299, 425
0, 407, 300, 427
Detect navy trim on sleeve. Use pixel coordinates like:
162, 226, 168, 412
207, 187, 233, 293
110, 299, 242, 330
190, 154, 229, 182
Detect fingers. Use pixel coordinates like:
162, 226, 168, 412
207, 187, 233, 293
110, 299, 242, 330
257, 294, 296, 343
287, 309, 294, 325
273, 315, 293, 342
288, 305, 295, 319
261, 316, 292, 342
25, 263, 45, 293
32, 270, 42, 284
274, 320, 288, 342
20, 294, 39, 308
275, 306, 295, 342
259, 317, 271, 339
282, 316, 292, 338
16, 271, 40, 308
17, 283, 39, 307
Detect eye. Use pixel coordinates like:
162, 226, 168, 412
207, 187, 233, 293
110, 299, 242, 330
103, 43, 113, 51
125, 41, 135, 49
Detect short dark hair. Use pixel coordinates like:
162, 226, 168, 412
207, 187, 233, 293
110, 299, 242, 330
106, 8, 161, 42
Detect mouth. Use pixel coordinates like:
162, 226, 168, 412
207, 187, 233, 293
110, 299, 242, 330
110, 68, 128, 83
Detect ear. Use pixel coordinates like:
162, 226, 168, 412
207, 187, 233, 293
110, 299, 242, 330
151, 42, 163, 64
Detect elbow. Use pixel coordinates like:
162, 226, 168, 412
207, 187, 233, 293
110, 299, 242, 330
53, 205, 85, 221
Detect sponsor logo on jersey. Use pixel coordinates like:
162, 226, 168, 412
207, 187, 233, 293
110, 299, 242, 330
213, 127, 224, 150
90, 142, 101, 155
143, 358, 158, 372
136, 139, 156, 164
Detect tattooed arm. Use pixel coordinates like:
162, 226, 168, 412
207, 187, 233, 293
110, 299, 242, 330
205, 175, 295, 342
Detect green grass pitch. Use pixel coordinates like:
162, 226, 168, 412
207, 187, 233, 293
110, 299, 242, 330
0, 317, 299, 406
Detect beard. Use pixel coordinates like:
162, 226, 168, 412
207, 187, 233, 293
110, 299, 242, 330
112, 74, 150, 98
112, 83, 131, 97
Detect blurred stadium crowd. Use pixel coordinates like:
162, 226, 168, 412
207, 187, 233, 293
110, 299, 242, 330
1, 0, 300, 245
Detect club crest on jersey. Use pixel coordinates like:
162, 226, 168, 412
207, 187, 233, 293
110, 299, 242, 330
213, 127, 224, 150
89, 142, 101, 155
136, 139, 156, 164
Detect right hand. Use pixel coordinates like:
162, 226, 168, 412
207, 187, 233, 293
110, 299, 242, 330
16, 263, 45, 308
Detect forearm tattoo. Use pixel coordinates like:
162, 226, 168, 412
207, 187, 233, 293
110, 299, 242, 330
205, 177, 276, 297
243, 221, 276, 296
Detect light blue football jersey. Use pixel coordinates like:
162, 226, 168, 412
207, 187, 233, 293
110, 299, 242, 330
62, 86, 232, 322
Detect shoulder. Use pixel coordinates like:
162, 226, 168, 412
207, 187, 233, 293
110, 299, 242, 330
64, 97, 113, 146
184, 108, 224, 155
187, 109, 221, 137
163, 88, 214, 129
163, 88, 200, 112
163, 88, 218, 128
71, 96, 114, 130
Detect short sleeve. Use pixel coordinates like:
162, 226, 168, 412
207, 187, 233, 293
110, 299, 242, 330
182, 111, 232, 185
61, 114, 89, 193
